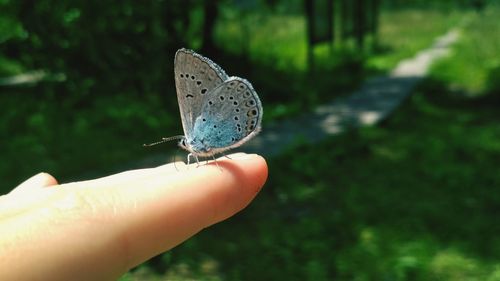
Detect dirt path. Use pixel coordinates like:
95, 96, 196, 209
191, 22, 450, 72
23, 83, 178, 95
133, 29, 460, 168
244, 29, 460, 156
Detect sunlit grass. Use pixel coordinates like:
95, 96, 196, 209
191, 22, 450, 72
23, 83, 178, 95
124, 80, 500, 280
123, 7, 500, 280
212, 8, 467, 125
215, 13, 308, 71
216, 9, 465, 74
430, 5, 500, 94
367, 9, 466, 71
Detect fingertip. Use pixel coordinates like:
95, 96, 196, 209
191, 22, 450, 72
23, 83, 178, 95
199, 153, 267, 223
226, 153, 268, 194
250, 154, 268, 190
85, 153, 267, 268
38, 172, 59, 187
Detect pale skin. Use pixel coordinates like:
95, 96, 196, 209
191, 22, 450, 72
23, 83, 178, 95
0, 153, 267, 281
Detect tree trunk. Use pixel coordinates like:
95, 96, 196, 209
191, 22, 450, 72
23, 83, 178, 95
201, 0, 219, 55
354, 0, 365, 49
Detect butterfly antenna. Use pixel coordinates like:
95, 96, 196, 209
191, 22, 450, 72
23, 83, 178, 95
143, 135, 184, 147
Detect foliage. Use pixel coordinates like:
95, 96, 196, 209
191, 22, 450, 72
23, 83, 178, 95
382, 0, 488, 9
1, 2, 499, 279
123, 78, 500, 281
0, 0, 203, 190
431, 4, 500, 94
214, 6, 462, 121
1, 0, 199, 98
125, 4, 499, 280
366, 9, 465, 71
0, 4, 463, 191
0, 89, 180, 192
122, 3, 500, 280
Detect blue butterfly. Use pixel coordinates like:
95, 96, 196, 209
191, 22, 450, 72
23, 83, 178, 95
145, 49, 263, 165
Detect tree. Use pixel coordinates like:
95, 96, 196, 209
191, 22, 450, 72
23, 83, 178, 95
201, 0, 220, 55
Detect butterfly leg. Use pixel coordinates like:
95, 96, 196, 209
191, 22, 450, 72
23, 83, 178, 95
194, 154, 201, 167
211, 155, 223, 171
187, 153, 201, 167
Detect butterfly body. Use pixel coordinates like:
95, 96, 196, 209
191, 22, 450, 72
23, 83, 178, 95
173, 49, 262, 163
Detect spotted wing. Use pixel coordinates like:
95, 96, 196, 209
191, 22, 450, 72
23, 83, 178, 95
194, 77, 262, 153
174, 49, 229, 139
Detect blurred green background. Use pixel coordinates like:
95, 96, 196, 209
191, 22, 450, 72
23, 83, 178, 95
1, 0, 500, 280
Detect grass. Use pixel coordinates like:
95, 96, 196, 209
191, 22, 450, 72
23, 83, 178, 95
366, 9, 466, 72
216, 12, 309, 72
0, 7, 465, 192
0, 90, 182, 192
122, 5, 500, 281
212, 8, 464, 123
1, 3, 498, 280
123, 76, 500, 281
216, 8, 464, 73
122, 78, 500, 281
430, 4, 500, 94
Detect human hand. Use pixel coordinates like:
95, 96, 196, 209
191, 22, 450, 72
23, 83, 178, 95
0, 153, 267, 281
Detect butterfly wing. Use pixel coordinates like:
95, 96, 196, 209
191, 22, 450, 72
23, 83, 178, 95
174, 49, 229, 139
191, 77, 263, 155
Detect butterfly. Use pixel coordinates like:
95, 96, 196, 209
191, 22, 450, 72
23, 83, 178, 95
145, 48, 263, 165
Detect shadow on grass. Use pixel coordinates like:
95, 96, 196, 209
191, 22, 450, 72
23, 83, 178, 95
0, 48, 371, 194
130, 77, 500, 281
